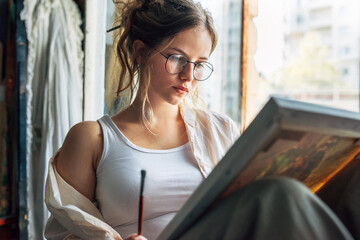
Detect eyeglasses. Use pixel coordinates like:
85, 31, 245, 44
158, 52, 214, 81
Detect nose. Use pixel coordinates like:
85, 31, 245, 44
179, 63, 195, 82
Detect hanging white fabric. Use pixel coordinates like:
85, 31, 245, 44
20, 0, 84, 239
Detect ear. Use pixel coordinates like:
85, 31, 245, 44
132, 40, 146, 64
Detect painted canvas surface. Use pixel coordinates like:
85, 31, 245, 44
220, 131, 360, 200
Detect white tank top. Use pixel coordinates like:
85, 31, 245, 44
96, 115, 204, 240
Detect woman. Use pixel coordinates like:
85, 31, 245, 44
45, 0, 356, 239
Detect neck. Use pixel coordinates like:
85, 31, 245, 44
130, 96, 181, 125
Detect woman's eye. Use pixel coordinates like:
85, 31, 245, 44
196, 62, 205, 68
170, 55, 187, 64
170, 55, 181, 61
178, 56, 188, 65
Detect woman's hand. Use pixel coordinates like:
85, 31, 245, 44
124, 233, 148, 240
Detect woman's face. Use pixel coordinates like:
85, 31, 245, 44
147, 27, 213, 106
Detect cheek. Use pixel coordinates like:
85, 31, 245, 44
150, 61, 169, 80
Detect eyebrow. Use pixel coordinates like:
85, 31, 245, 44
168, 47, 209, 61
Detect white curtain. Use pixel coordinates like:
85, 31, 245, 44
20, 0, 83, 239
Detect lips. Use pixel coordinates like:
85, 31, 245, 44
174, 86, 189, 92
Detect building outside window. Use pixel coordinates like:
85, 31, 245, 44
252, 0, 360, 124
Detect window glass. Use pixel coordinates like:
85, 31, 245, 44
104, 0, 117, 115
195, 0, 242, 124
252, 0, 360, 123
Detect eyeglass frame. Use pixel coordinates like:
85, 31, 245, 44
156, 51, 214, 81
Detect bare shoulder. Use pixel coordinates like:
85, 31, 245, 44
60, 121, 103, 153
55, 121, 103, 201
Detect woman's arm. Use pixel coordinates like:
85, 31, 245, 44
54, 121, 149, 240
55, 121, 103, 201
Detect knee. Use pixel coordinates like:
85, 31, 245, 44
260, 177, 308, 193
243, 177, 313, 202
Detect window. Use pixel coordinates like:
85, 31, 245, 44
339, 26, 350, 36
339, 6, 351, 16
296, 15, 303, 25
339, 46, 350, 56
309, 8, 332, 21
251, 0, 359, 124
198, 0, 242, 124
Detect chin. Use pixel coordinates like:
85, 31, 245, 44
167, 97, 184, 106
168, 100, 182, 106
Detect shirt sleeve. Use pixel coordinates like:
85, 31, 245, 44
229, 116, 241, 143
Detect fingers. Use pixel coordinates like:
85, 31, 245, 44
124, 233, 148, 240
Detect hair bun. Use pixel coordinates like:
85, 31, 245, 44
139, 0, 157, 10
143, 0, 156, 4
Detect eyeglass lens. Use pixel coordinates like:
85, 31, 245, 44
166, 55, 213, 81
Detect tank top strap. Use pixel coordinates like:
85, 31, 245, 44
96, 115, 119, 172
